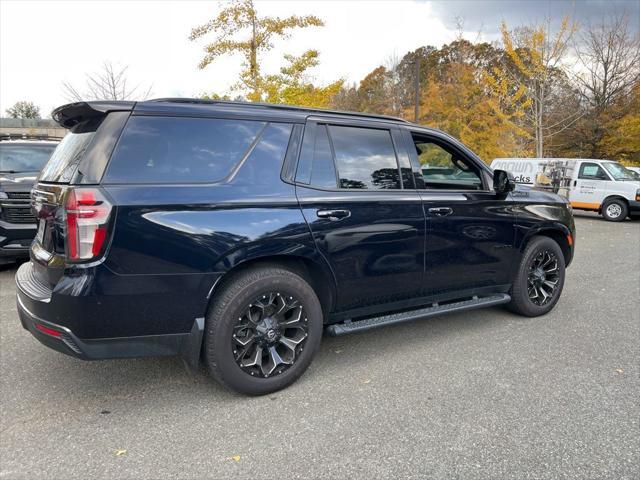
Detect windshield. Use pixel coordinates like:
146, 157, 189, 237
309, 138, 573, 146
602, 162, 636, 181
0, 143, 57, 173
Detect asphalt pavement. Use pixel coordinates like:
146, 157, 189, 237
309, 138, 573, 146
1, 212, 638, 479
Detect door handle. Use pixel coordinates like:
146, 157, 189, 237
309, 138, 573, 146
317, 209, 351, 220
428, 207, 453, 217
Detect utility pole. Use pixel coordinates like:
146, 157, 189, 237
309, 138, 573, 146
413, 57, 420, 123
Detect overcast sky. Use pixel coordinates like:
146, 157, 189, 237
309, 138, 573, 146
1, 0, 638, 117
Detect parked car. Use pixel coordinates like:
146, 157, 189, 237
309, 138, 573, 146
491, 157, 640, 221
0, 138, 58, 264
626, 166, 640, 180
16, 100, 575, 395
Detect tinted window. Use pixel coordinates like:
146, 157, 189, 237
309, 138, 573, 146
308, 125, 337, 188
329, 126, 400, 189
0, 144, 56, 173
579, 163, 608, 180
392, 130, 414, 188
233, 122, 293, 184
39, 119, 101, 183
104, 116, 265, 183
412, 135, 483, 190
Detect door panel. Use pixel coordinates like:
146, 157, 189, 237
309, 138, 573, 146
570, 162, 609, 209
421, 192, 517, 294
402, 128, 516, 295
297, 188, 425, 310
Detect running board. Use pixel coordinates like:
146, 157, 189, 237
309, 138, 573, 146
326, 294, 511, 336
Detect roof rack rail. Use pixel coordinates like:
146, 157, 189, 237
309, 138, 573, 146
148, 98, 411, 124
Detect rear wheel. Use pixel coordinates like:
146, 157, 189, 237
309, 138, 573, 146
204, 266, 323, 395
602, 198, 628, 222
507, 236, 566, 317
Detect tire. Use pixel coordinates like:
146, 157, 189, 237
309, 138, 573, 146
204, 266, 323, 395
507, 236, 566, 317
601, 198, 628, 222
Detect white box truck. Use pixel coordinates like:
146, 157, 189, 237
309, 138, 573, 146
491, 158, 640, 221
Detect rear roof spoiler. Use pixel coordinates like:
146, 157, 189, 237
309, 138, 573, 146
51, 101, 135, 128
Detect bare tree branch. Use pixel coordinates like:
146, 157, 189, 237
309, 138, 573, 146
575, 12, 640, 112
61, 61, 153, 102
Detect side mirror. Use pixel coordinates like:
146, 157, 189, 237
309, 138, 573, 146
493, 169, 516, 194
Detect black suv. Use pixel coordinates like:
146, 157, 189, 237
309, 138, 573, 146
1, 138, 58, 264
16, 100, 575, 395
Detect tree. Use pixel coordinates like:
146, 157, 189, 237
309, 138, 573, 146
421, 61, 528, 162
262, 50, 343, 108
62, 61, 152, 102
5, 101, 40, 119
599, 82, 640, 165
189, 0, 324, 101
576, 13, 640, 111
497, 17, 578, 157
357, 66, 389, 114
573, 13, 640, 156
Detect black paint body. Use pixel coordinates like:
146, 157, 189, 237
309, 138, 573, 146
15, 100, 575, 361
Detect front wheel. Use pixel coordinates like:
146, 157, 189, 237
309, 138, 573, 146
602, 198, 628, 222
507, 236, 566, 317
204, 266, 323, 395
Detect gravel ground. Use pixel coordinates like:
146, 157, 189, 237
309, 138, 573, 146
1, 212, 638, 479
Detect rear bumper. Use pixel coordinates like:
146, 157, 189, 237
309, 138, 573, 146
17, 292, 204, 363
0, 221, 36, 261
15, 261, 208, 366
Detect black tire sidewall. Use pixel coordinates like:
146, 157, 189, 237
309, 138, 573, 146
510, 237, 566, 317
602, 199, 628, 222
205, 269, 323, 395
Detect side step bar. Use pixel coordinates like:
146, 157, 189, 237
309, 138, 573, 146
326, 294, 511, 336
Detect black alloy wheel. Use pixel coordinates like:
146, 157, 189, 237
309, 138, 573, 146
506, 235, 566, 317
526, 250, 560, 306
204, 266, 323, 395
232, 292, 309, 378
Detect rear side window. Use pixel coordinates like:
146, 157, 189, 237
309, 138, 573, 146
104, 116, 265, 183
328, 125, 401, 189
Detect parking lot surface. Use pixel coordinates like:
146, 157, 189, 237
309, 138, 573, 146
1, 212, 639, 479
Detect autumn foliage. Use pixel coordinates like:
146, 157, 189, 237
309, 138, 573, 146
191, 3, 639, 166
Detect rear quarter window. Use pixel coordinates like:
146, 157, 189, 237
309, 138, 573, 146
39, 119, 101, 183
103, 116, 266, 184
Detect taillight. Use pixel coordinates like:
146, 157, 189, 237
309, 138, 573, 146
65, 187, 112, 261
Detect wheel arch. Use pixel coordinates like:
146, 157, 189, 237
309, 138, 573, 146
600, 195, 629, 213
208, 252, 337, 324
520, 226, 573, 267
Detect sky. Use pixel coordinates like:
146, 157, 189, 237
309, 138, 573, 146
1, 0, 638, 117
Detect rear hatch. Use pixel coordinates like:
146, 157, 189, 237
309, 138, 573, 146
30, 102, 132, 287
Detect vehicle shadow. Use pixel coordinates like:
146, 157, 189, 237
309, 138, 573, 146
11, 303, 515, 405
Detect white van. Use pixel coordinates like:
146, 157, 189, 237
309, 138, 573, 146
491, 158, 640, 221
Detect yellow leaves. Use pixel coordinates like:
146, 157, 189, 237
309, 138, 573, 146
513, 84, 527, 102
115, 449, 127, 456
262, 50, 344, 108
230, 455, 241, 462
418, 62, 530, 162
190, 0, 326, 99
